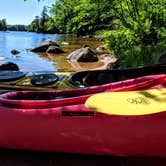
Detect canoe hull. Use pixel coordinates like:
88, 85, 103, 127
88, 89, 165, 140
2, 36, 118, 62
0, 74, 166, 156
0, 106, 166, 157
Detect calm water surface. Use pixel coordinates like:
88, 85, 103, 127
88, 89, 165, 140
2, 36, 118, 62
0, 31, 108, 72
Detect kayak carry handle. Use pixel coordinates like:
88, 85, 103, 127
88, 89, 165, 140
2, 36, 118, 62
62, 111, 94, 116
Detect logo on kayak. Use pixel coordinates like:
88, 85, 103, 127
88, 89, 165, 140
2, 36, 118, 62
127, 96, 150, 104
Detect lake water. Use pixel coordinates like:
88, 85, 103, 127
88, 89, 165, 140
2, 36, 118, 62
0, 31, 110, 72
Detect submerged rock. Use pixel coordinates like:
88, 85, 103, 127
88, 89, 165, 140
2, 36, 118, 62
11, 49, 20, 55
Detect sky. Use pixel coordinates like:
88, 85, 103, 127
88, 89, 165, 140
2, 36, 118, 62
0, 0, 55, 25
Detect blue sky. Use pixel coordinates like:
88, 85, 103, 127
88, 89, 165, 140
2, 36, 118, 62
0, 0, 55, 25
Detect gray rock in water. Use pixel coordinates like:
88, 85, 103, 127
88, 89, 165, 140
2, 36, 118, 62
0, 62, 19, 71
30, 40, 60, 52
66, 46, 98, 62
107, 59, 120, 69
96, 45, 106, 53
46, 46, 65, 54
11, 49, 20, 55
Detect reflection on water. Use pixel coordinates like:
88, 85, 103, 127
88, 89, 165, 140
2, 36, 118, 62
0, 31, 111, 72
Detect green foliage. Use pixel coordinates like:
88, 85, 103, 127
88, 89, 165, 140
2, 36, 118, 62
102, 0, 166, 66
47, 0, 114, 35
110, 0, 166, 46
0, 19, 7, 31
103, 27, 138, 55
0, 18, 27, 32
25, 0, 166, 42
7, 25, 27, 31
118, 44, 166, 67
28, 6, 51, 33
48, 0, 79, 34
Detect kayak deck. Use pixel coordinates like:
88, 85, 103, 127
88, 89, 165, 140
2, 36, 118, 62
1, 63, 166, 92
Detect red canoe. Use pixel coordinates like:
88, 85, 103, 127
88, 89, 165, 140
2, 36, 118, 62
0, 74, 166, 156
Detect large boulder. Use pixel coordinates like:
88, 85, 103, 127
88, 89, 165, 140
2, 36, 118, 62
66, 46, 98, 62
46, 46, 65, 54
30, 40, 60, 52
0, 62, 19, 71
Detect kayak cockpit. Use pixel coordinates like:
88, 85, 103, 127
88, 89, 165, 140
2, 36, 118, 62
0, 70, 26, 82
69, 70, 119, 87
69, 64, 166, 87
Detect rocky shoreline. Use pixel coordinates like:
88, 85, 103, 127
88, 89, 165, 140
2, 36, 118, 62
0, 39, 117, 71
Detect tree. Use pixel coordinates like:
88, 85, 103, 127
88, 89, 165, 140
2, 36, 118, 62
103, 0, 166, 66
47, 0, 113, 35
40, 6, 48, 31
28, 5, 52, 33
0, 19, 7, 31
111, 0, 166, 46
7, 25, 27, 31
30, 16, 40, 32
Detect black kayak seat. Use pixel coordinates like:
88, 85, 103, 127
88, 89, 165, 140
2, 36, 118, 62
31, 73, 59, 86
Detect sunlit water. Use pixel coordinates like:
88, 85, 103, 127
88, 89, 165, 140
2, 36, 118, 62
0, 31, 109, 72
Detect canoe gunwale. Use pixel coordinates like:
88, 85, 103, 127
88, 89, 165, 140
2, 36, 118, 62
0, 74, 165, 109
